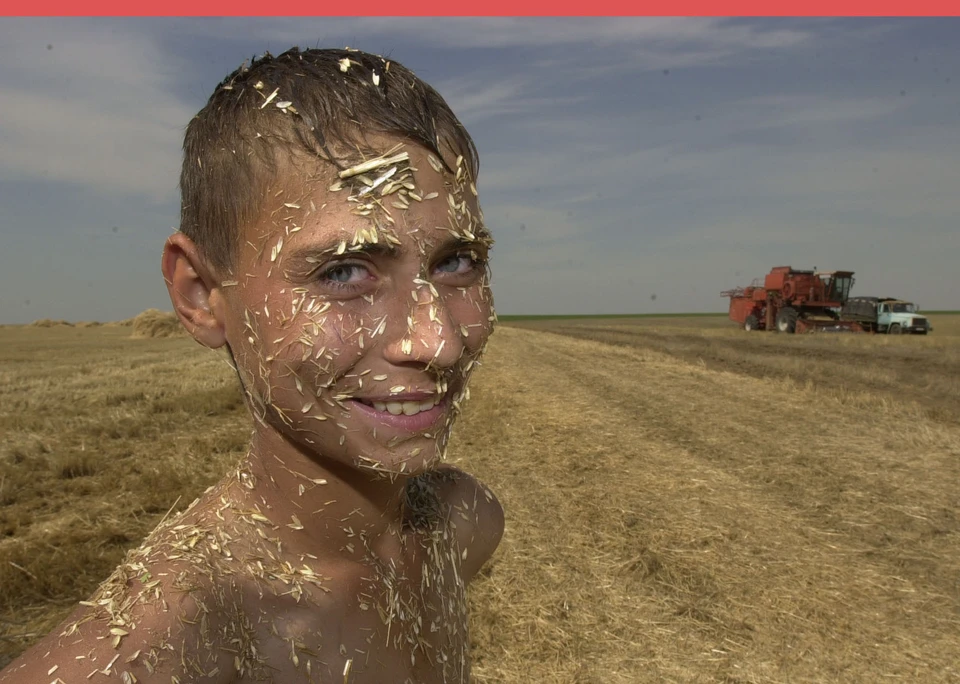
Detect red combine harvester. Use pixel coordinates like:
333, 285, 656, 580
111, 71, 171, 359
721, 266, 863, 333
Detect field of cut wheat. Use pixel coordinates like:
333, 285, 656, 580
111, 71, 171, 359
2, 315, 959, 682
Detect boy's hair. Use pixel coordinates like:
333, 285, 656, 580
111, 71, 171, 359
179, 47, 479, 273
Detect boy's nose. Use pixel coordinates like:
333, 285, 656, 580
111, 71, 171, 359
382, 284, 465, 370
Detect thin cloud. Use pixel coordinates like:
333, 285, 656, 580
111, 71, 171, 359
0, 18, 819, 199
0, 89, 186, 200
181, 17, 813, 53
431, 76, 586, 125
0, 20, 194, 200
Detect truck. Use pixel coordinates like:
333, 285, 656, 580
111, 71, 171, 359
722, 266, 862, 333
840, 297, 932, 334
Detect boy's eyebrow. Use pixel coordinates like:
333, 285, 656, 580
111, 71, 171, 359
287, 240, 400, 264
288, 234, 488, 265
437, 235, 490, 253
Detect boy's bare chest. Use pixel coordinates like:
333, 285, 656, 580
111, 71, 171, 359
227, 535, 469, 683
127, 477, 481, 682
366, 530, 470, 679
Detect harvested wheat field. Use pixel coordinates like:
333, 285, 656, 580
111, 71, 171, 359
2, 316, 960, 682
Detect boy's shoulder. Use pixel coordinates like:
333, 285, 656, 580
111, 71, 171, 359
412, 466, 504, 581
0, 487, 351, 684
0, 532, 235, 683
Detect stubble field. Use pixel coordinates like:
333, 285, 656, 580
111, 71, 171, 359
2, 314, 959, 682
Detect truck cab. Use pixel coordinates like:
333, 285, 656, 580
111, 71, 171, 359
877, 300, 931, 334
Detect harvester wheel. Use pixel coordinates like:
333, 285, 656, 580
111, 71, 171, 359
744, 315, 759, 331
889, 323, 902, 335
776, 307, 799, 334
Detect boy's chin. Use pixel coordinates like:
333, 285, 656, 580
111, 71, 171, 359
354, 442, 446, 479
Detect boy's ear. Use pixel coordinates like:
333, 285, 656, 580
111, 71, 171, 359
161, 232, 228, 349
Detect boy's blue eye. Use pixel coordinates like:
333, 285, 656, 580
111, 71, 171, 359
323, 264, 368, 283
435, 255, 472, 274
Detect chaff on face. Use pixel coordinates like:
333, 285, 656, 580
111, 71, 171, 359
220, 132, 493, 486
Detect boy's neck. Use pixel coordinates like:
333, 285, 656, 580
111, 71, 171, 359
238, 428, 412, 552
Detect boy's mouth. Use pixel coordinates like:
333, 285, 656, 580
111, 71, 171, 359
357, 395, 443, 416
348, 393, 450, 434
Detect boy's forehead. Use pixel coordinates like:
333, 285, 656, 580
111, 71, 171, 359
243, 137, 480, 252
283, 134, 460, 194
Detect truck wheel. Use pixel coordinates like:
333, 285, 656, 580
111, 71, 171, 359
889, 323, 902, 335
744, 315, 759, 331
776, 307, 798, 334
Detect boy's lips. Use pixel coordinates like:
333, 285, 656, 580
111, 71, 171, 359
348, 394, 449, 433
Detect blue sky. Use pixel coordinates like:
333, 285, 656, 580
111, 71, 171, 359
1, 18, 957, 323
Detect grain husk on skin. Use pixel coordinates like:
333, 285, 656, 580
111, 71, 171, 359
256, 122, 488, 677
1, 49, 497, 684
213, 128, 493, 680
132, 133, 477, 683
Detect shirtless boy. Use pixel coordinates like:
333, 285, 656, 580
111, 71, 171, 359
0, 47, 503, 684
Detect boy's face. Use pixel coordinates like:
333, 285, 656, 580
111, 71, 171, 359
220, 137, 493, 476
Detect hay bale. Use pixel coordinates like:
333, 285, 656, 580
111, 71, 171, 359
104, 316, 137, 327
29, 319, 73, 328
131, 309, 186, 339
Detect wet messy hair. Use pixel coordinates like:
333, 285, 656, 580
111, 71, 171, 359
179, 47, 479, 273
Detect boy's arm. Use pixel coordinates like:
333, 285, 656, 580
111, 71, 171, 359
434, 466, 505, 583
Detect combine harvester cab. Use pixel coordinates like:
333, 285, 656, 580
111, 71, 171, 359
722, 266, 864, 334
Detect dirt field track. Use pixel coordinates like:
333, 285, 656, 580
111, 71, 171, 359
2, 316, 959, 682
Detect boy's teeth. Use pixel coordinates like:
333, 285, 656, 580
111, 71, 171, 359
369, 398, 441, 416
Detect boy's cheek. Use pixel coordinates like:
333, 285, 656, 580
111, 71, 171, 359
444, 288, 493, 348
